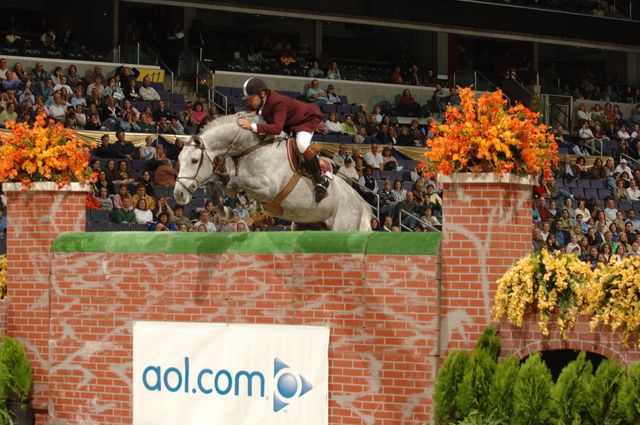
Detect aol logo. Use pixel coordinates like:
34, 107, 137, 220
273, 357, 313, 412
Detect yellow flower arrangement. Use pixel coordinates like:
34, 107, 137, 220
422, 87, 558, 178
585, 256, 640, 347
0, 114, 94, 188
493, 250, 594, 338
0, 254, 6, 300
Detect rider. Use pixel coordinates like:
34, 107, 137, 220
237, 77, 329, 203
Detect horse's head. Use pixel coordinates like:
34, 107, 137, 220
174, 134, 214, 205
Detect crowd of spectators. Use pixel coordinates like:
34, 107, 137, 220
0, 57, 219, 135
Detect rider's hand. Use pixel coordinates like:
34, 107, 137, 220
237, 118, 252, 130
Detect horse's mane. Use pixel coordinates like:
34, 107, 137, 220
199, 112, 266, 134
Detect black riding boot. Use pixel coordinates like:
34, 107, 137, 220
303, 148, 329, 203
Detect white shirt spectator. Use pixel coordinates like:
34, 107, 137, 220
364, 151, 384, 169
627, 184, 640, 201
75, 112, 86, 128
578, 127, 594, 141
48, 102, 70, 121
614, 161, 633, 177
139, 85, 161, 101
194, 220, 216, 232
618, 129, 631, 142
53, 83, 72, 95
139, 145, 157, 160
324, 119, 342, 133
134, 208, 153, 224
574, 207, 591, 223
605, 206, 619, 222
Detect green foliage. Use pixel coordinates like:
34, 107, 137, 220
456, 348, 496, 418
434, 351, 469, 424
551, 352, 593, 424
0, 405, 10, 425
455, 410, 506, 425
475, 327, 501, 360
487, 356, 519, 422
618, 361, 640, 424
586, 359, 625, 425
512, 353, 553, 425
0, 336, 33, 403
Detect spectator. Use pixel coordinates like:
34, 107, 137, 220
407, 64, 421, 86
578, 121, 595, 151
432, 82, 450, 113
576, 103, 592, 127
305, 79, 327, 104
125, 77, 140, 101
378, 180, 396, 218
153, 100, 172, 122
307, 60, 324, 78
2, 71, 21, 92
338, 157, 358, 181
97, 187, 113, 211
332, 144, 351, 169
0, 104, 17, 127
590, 157, 606, 179
381, 146, 397, 170
365, 114, 380, 136
137, 112, 156, 133
628, 179, 640, 201
626, 209, 640, 231
137, 170, 156, 197
191, 101, 207, 125
133, 198, 154, 224
604, 198, 619, 222
154, 159, 177, 186
615, 158, 633, 176
0, 58, 6, 80
48, 92, 69, 122
41, 28, 57, 48
86, 76, 105, 100
194, 210, 216, 232
112, 131, 136, 160
67, 65, 82, 86
138, 76, 161, 101
114, 65, 140, 85
390, 66, 403, 84
326, 84, 341, 104
326, 61, 341, 80
155, 196, 174, 219
397, 89, 421, 117
53, 76, 72, 95
575, 156, 588, 179
139, 136, 157, 159
113, 196, 135, 224
112, 160, 134, 186
171, 205, 191, 230
156, 212, 176, 231
353, 126, 368, 144
132, 184, 156, 211
104, 77, 125, 101
364, 144, 384, 169
557, 154, 577, 180
325, 112, 342, 133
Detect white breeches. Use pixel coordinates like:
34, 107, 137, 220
296, 131, 313, 153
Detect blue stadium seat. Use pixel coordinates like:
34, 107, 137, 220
111, 223, 131, 231
584, 189, 598, 200
320, 104, 337, 113
91, 210, 110, 224
598, 188, 612, 200
311, 134, 323, 142
619, 199, 632, 212
591, 179, 605, 189
337, 134, 353, 144
570, 188, 584, 198
633, 201, 640, 212
324, 134, 338, 143
577, 179, 591, 188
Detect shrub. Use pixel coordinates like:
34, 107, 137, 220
475, 326, 500, 360
434, 351, 469, 424
617, 361, 640, 423
551, 352, 592, 423
587, 359, 624, 425
0, 336, 33, 404
487, 356, 519, 422
512, 353, 553, 425
456, 348, 496, 417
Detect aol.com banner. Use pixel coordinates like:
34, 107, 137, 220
133, 322, 330, 425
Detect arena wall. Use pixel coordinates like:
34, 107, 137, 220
4, 177, 640, 425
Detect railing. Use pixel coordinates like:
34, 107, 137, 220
453, 69, 511, 105
178, 47, 214, 106
337, 174, 380, 220
398, 209, 440, 232
541, 94, 573, 133
212, 87, 229, 115
117, 42, 174, 93
464, 0, 637, 21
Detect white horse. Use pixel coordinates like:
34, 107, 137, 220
174, 113, 372, 231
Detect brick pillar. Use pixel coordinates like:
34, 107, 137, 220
439, 173, 534, 354
4, 182, 87, 411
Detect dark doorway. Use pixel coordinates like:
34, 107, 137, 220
521, 349, 607, 381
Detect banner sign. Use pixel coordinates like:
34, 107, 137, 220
136, 67, 165, 83
133, 321, 330, 425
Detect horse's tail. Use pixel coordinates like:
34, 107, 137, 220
359, 201, 373, 231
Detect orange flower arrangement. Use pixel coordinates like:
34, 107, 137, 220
422, 87, 558, 178
0, 114, 94, 188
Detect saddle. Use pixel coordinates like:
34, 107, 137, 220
285, 136, 333, 178
261, 137, 333, 216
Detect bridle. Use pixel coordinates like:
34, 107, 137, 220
175, 135, 215, 194
175, 114, 274, 194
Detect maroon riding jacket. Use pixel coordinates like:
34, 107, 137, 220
255, 90, 323, 135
